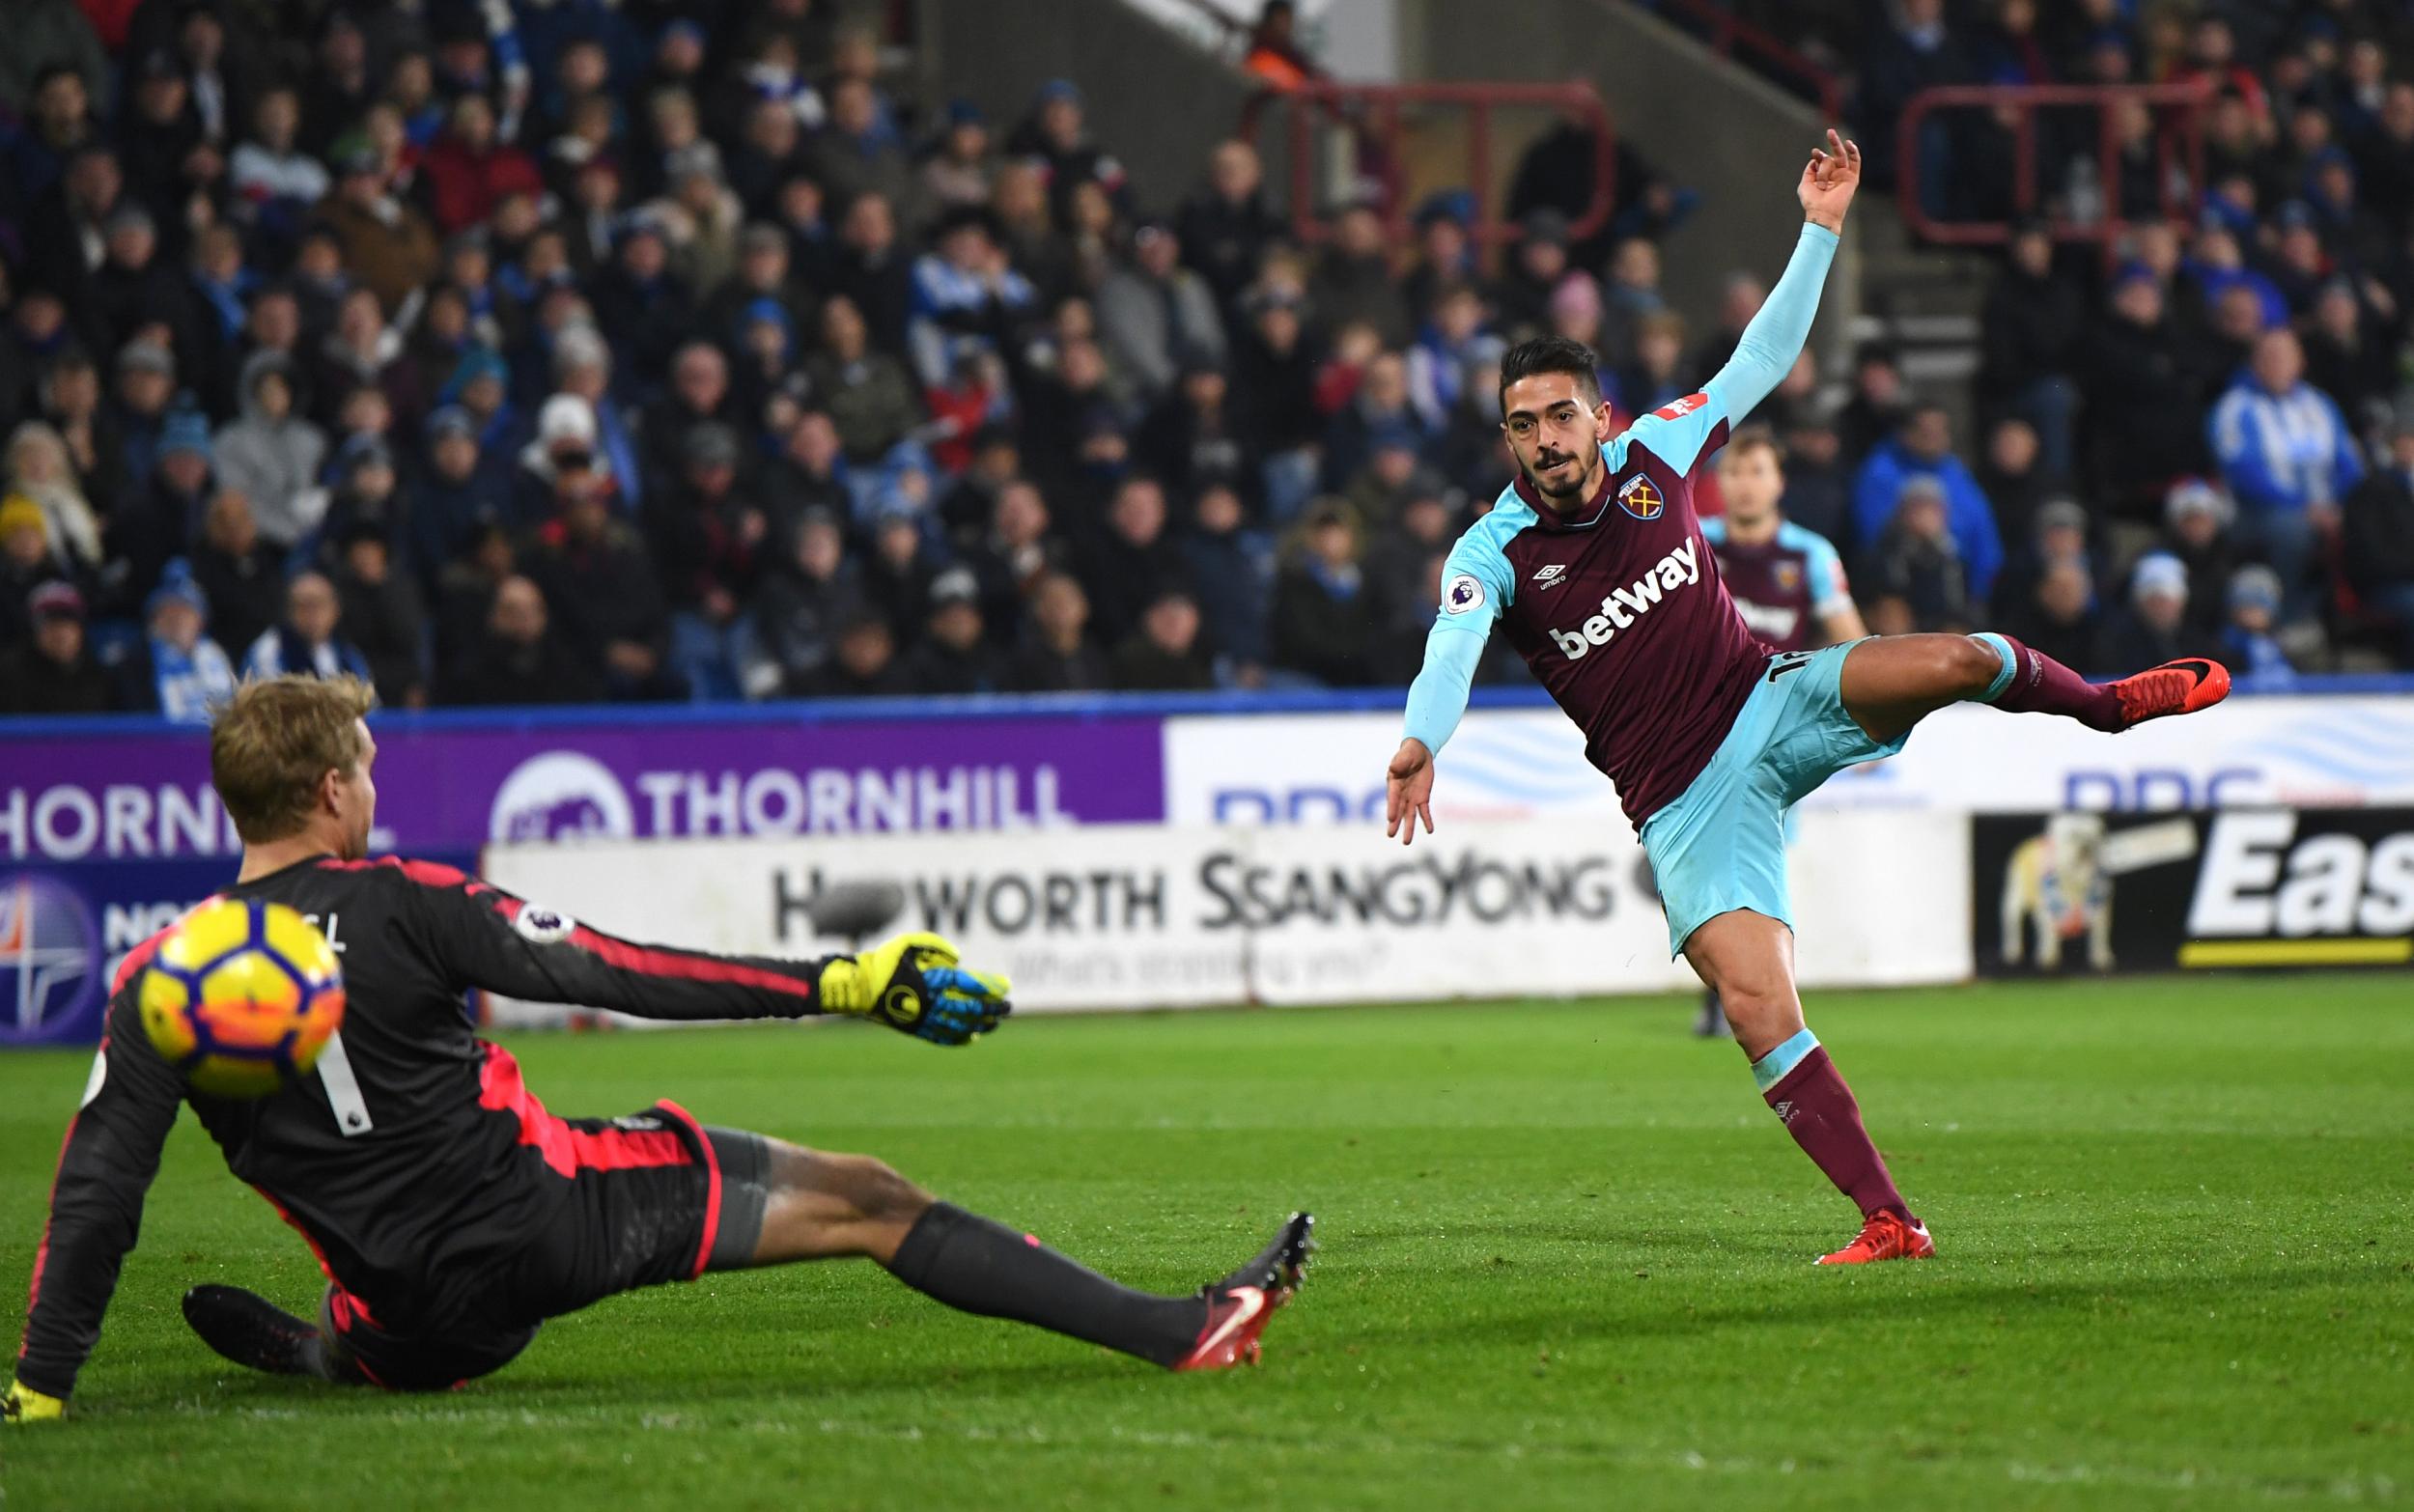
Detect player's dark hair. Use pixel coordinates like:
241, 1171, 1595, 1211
211, 675, 376, 843
1498, 336, 1602, 413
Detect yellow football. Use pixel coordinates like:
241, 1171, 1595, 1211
139, 898, 345, 1099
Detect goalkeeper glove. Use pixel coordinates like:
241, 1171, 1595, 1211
2, 1378, 64, 1423
817, 932, 1011, 1047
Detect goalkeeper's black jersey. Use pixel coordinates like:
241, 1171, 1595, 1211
14, 854, 828, 1399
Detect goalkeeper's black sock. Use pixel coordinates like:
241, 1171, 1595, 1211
884, 1202, 1206, 1366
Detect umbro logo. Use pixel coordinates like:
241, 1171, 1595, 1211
1772, 1099, 1800, 1126
1531, 564, 1569, 591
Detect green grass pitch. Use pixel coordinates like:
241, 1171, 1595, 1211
3, 973, 2410, 1510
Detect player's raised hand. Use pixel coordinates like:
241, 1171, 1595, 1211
1385, 738, 1437, 847
818, 932, 1012, 1046
1798, 128, 1861, 232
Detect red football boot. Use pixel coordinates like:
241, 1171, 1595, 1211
1815, 1211, 1936, 1266
2108, 658, 2231, 729
1171, 1212, 1315, 1371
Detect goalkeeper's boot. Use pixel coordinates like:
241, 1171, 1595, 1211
182, 1284, 345, 1381
1814, 1211, 1935, 1266
1172, 1212, 1316, 1371
2109, 658, 2230, 729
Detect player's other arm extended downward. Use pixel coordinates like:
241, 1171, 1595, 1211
14, 996, 185, 1405
1403, 619, 1486, 758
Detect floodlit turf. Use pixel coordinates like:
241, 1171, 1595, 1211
3, 974, 2411, 1511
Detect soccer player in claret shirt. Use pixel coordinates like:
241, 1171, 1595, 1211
1691, 425, 1867, 1038
3, 678, 1310, 1423
1385, 132, 2229, 1266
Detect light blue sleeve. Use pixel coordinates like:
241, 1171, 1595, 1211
1402, 525, 1514, 754
1623, 222, 1839, 475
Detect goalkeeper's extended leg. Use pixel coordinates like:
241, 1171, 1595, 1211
726, 1137, 1313, 1370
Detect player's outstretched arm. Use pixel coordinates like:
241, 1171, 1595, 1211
398, 862, 1009, 1045
11, 990, 186, 1416
1392, 541, 1506, 845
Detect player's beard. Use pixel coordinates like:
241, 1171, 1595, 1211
1526, 447, 1596, 505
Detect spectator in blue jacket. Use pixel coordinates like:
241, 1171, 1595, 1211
117, 564, 239, 722
1851, 402, 2004, 602
2207, 326, 2363, 614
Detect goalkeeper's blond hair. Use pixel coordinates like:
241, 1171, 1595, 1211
210, 676, 377, 843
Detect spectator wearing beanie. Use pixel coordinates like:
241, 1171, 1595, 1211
1111, 586, 1217, 691
2218, 564, 2295, 688
0, 581, 111, 714
743, 508, 866, 699
523, 465, 678, 703
0, 496, 62, 644
411, 406, 514, 581
2100, 552, 2195, 671
1861, 474, 1972, 634
2159, 479, 2238, 642
901, 567, 1006, 696
1180, 480, 1273, 678
322, 145, 443, 314
109, 338, 178, 491
117, 564, 238, 722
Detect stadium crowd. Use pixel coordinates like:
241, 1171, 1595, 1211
1, 0, 2411, 718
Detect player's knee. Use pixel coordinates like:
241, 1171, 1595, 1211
1715, 978, 1791, 1030
1950, 633, 2007, 694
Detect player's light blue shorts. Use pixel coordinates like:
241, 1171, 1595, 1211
1638, 640, 1909, 957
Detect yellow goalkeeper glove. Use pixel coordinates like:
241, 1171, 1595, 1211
2, 1378, 64, 1423
817, 932, 1011, 1046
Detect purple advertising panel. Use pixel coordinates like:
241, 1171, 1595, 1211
0, 711, 1166, 866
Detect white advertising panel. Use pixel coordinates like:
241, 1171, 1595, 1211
1164, 696, 2414, 826
483, 812, 1969, 1021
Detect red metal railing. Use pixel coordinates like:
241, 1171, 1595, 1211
1897, 82, 2213, 255
1645, 0, 1845, 123
1242, 81, 1615, 252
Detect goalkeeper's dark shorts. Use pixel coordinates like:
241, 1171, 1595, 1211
322, 1106, 772, 1391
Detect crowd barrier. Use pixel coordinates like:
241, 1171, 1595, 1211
4, 681, 2409, 1042
481, 808, 1971, 1022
